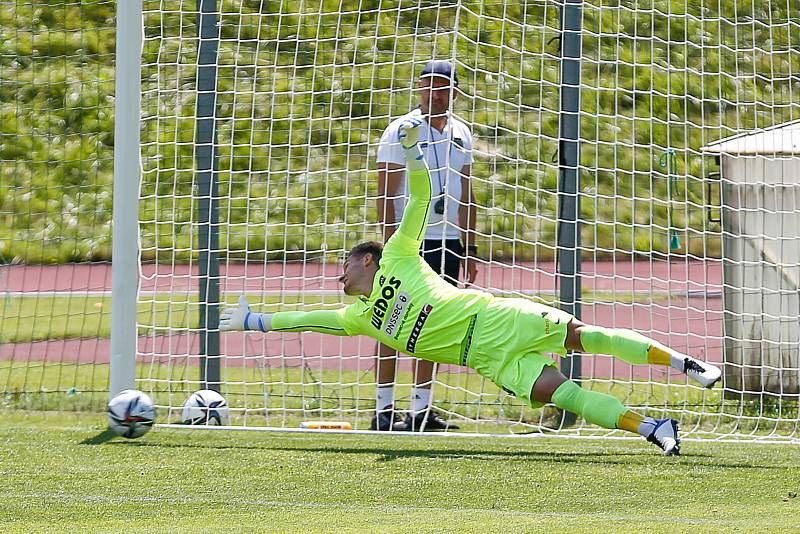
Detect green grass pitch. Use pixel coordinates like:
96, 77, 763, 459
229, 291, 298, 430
1, 411, 799, 533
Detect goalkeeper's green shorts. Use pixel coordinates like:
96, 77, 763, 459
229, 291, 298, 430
467, 298, 572, 408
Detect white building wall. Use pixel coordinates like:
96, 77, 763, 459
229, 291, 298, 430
721, 156, 800, 397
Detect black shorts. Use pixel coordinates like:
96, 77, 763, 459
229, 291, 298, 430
422, 239, 462, 287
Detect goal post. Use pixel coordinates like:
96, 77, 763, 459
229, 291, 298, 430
556, 0, 583, 428
109, 0, 143, 399
195, 0, 222, 392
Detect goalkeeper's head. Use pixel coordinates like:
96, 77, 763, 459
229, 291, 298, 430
418, 59, 458, 118
339, 241, 383, 296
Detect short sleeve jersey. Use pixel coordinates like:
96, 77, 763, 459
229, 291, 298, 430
376, 109, 473, 240
270, 163, 492, 365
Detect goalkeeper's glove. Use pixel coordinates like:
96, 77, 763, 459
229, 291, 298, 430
219, 295, 272, 332
397, 117, 426, 170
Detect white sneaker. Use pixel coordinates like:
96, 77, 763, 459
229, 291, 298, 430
678, 356, 722, 389
646, 418, 681, 456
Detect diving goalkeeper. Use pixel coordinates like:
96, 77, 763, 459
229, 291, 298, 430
220, 118, 722, 455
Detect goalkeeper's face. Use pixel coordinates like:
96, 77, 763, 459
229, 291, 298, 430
339, 253, 378, 296
418, 76, 455, 118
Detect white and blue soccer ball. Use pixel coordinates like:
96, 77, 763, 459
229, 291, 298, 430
182, 389, 230, 426
107, 389, 156, 439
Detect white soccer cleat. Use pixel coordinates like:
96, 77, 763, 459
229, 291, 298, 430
645, 418, 681, 456
679, 356, 722, 389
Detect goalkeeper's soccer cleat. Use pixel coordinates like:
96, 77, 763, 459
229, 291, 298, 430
679, 356, 722, 389
650, 345, 722, 389
405, 410, 459, 432
369, 409, 409, 431
645, 418, 681, 456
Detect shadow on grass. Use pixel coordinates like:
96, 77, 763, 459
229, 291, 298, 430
264, 445, 756, 469
311, 446, 650, 466
80, 427, 118, 445
97, 439, 784, 470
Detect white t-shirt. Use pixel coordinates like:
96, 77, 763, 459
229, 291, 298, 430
376, 108, 473, 240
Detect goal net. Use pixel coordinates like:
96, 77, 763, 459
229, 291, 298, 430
134, 0, 800, 440
1, 1, 117, 411
4, 1, 799, 442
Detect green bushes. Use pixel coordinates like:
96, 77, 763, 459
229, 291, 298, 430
2, 1, 796, 263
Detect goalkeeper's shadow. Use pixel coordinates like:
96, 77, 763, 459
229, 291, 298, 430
98, 439, 648, 465
276, 445, 685, 466
100, 439, 776, 470
323, 446, 645, 465
247, 445, 780, 470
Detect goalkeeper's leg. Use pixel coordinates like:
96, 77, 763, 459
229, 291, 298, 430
532, 366, 680, 455
563, 319, 721, 388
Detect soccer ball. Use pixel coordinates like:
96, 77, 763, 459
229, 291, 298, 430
182, 389, 230, 426
107, 389, 156, 439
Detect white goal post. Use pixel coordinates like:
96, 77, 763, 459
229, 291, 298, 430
110, 0, 143, 398
112, 1, 800, 441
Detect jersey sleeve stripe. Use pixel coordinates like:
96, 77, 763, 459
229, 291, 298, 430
272, 325, 347, 333
414, 173, 431, 241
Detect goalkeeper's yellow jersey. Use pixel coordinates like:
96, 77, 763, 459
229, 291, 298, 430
270, 163, 492, 365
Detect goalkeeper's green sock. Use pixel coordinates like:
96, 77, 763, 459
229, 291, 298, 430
551, 380, 655, 436
550, 380, 628, 430
579, 325, 675, 366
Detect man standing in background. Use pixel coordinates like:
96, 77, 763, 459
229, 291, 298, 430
372, 60, 478, 431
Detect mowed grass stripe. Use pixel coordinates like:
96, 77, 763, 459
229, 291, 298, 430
0, 491, 741, 526
7, 361, 796, 439
0, 411, 798, 533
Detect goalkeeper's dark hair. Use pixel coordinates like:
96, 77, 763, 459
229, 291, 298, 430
348, 241, 383, 267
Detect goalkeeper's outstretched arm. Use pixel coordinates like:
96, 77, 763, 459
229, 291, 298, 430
219, 295, 351, 336
219, 120, 431, 336
384, 117, 433, 256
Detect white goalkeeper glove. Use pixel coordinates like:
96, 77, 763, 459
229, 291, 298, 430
220, 295, 272, 332
398, 117, 423, 149
397, 117, 426, 170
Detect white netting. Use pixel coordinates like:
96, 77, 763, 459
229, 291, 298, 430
0, 1, 116, 411
131, 0, 800, 440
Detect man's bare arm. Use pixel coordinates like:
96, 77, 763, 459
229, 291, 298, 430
376, 162, 404, 241
459, 165, 478, 284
